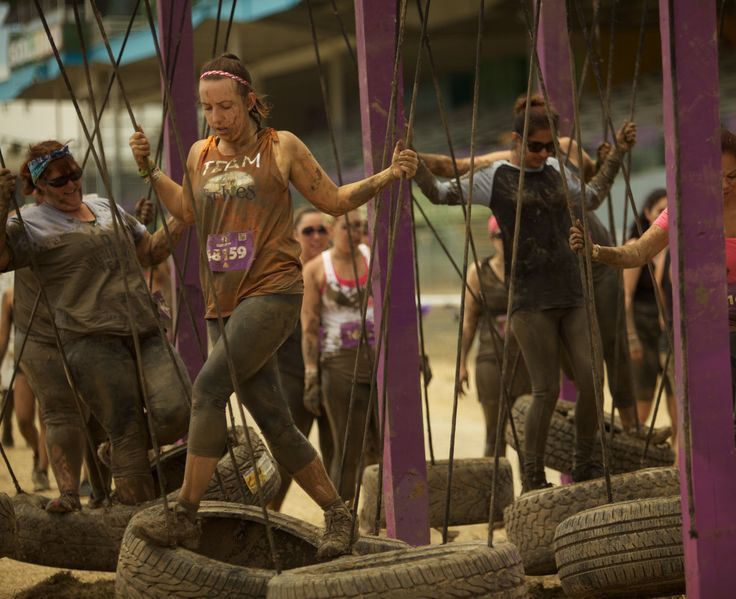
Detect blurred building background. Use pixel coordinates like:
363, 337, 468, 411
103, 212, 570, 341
1, 0, 734, 294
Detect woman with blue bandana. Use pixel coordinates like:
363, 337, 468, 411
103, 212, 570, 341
0, 140, 190, 507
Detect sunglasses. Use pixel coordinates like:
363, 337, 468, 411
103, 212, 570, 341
44, 168, 83, 188
301, 225, 328, 236
526, 140, 556, 155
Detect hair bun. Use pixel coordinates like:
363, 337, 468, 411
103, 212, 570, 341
221, 52, 241, 62
514, 93, 546, 115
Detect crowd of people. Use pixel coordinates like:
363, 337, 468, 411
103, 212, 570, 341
0, 51, 723, 557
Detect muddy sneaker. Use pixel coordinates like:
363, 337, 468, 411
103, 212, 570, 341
521, 476, 553, 494
572, 461, 605, 483
132, 502, 201, 550
317, 501, 354, 559
46, 492, 82, 513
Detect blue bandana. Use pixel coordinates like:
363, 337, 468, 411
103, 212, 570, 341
28, 146, 72, 184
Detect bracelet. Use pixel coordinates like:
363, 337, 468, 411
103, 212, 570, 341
143, 166, 162, 184
137, 166, 150, 178
304, 366, 318, 376
148, 166, 162, 183
591, 244, 600, 260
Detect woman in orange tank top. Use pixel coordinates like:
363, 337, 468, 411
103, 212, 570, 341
127, 53, 418, 556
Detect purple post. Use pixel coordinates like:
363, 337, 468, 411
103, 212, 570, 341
537, 0, 574, 138
659, 1, 736, 595
354, 0, 430, 545
157, 1, 205, 380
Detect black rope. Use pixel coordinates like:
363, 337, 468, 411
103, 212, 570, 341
366, 0, 413, 536
442, 0, 483, 545
223, 0, 239, 53
0, 290, 41, 494
410, 199, 436, 464
305, 0, 384, 495
329, 0, 357, 67
81, 0, 141, 171
641, 345, 672, 463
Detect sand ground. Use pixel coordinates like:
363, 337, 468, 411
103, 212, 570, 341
0, 306, 675, 598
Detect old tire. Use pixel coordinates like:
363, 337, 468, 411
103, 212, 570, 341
115, 501, 408, 598
504, 466, 679, 575
11, 429, 278, 571
554, 496, 684, 598
0, 492, 17, 558
506, 395, 674, 474
359, 458, 514, 530
266, 541, 527, 598
202, 433, 281, 504
12, 492, 137, 571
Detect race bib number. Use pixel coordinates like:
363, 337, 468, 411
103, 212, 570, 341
206, 231, 254, 272
340, 320, 375, 349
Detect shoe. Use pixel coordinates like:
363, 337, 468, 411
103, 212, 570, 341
46, 492, 82, 513
87, 494, 106, 509
132, 502, 201, 550
316, 501, 355, 559
521, 477, 553, 494
572, 461, 605, 483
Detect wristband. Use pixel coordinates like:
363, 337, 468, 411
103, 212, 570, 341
137, 167, 150, 178
591, 244, 600, 260
304, 366, 318, 376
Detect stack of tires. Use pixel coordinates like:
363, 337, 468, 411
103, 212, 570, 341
553, 496, 684, 598
0, 492, 16, 559
506, 396, 675, 474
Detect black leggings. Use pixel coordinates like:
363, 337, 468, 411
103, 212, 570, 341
188, 294, 317, 474
510, 306, 602, 472
321, 356, 379, 500
594, 267, 636, 410
65, 332, 191, 480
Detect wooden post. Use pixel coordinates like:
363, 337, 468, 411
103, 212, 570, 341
157, 1, 205, 380
659, 1, 736, 595
354, 0, 430, 546
537, 0, 574, 138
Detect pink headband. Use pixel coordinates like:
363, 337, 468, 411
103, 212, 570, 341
199, 70, 250, 87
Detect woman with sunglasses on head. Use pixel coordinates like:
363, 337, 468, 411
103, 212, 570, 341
571, 128, 736, 427
270, 206, 334, 511
458, 216, 531, 458
301, 209, 378, 501
0, 141, 191, 507
127, 53, 418, 556
414, 94, 636, 492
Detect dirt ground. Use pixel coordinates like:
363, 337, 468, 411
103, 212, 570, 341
0, 306, 675, 598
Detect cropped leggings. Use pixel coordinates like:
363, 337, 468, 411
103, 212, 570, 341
510, 306, 603, 471
188, 294, 317, 474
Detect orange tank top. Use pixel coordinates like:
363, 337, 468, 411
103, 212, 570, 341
191, 128, 303, 318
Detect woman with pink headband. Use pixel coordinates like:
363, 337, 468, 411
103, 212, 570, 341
128, 52, 418, 557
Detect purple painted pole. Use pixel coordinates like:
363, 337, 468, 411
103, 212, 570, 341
659, 1, 736, 595
157, 1, 205, 381
537, 1, 577, 415
537, 0, 574, 138
354, 0, 430, 546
